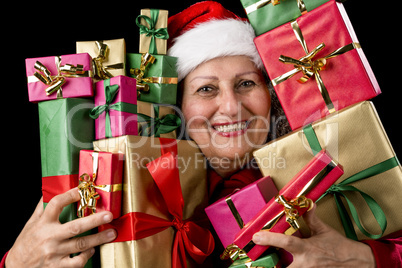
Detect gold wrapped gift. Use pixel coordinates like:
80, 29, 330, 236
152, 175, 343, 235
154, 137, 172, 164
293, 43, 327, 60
76, 38, 126, 80
137, 9, 169, 55
93, 136, 212, 267
253, 101, 402, 240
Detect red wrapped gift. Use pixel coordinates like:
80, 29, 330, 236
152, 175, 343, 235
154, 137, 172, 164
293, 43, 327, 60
224, 150, 344, 261
78, 150, 124, 219
254, 0, 381, 130
25, 53, 93, 102
205, 176, 278, 248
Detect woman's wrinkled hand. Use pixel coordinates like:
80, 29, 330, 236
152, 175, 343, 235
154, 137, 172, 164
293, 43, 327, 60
252, 205, 376, 268
6, 188, 117, 268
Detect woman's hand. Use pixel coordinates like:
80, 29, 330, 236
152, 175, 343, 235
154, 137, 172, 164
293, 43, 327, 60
6, 188, 117, 268
252, 205, 376, 267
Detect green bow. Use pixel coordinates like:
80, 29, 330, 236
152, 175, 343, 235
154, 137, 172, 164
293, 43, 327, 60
137, 105, 181, 137
136, 9, 169, 54
303, 124, 396, 240
90, 79, 138, 138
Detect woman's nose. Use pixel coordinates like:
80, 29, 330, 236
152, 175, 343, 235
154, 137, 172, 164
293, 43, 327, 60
217, 86, 240, 118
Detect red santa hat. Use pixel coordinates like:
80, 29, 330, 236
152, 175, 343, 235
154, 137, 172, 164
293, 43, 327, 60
167, 1, 263, 82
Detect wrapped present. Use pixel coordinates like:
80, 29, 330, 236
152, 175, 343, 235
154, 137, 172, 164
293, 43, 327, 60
137, 9, 169, 55
76, 38, 126, 80
241, 0, 330, 35
224, 150, 344, 261
93, 136, 214, 268
78, 150, 124, 219
253, 101, 402, 241
90, 76, 180, 140
26, 53, 93, 102
39, 98, 94, 223
254, 0, 380, 130
205, 176, 278, 248
229, 252, 280, 268
127, 52, 178, 104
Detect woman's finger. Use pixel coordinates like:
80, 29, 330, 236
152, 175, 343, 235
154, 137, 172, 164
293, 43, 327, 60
252, 230, 305, 254
43, 188, 80, 223
302, 204, 329, 236
27, 196, 45, 224
62, 228, 117, 255
60, 211, 114, 240
60, 248, 95, 268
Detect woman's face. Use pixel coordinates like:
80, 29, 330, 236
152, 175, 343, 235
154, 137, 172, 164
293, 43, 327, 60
182, 56, 271, 175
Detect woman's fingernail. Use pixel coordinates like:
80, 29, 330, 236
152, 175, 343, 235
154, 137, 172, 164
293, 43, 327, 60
252, 233, 261, 244
106, 229, 117, 239
103, 213, 112, 223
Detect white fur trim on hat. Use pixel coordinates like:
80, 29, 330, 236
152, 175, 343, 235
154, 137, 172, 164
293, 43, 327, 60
168, 19, 263, 82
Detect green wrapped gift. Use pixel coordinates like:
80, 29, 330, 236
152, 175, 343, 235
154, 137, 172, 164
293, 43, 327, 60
229, 253, 279, 267
240, 0, 330, 35
39, 98, 94, 223
126, 52, 178, 105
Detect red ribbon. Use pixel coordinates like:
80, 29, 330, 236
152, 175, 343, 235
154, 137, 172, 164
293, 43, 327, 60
42, 174, 79, 203
99, 138, 214, 268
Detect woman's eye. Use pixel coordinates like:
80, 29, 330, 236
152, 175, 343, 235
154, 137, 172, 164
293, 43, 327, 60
196, 86, 217, 97
197, 86, 212, 93
239, 80, 256, 88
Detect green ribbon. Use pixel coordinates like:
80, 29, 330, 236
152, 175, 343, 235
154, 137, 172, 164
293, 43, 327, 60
303, 124, 397, 240
89, 79, 138, 138
137, 105, 181, 137
136, 9, 169, 54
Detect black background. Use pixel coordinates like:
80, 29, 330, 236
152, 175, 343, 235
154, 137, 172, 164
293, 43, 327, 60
2, 0, 400, 260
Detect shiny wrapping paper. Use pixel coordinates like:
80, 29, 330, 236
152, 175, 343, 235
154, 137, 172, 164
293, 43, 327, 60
253, 101, 402, 240
76, 38, 125, 80
138, 9, 169, 55
39, 98, 94, 225
229, 252, 280, 268
92, 76, 179, 140
78, 150, 124, 219
126, 53, 178, 105
241, 0, 329, 35
254, 0, 381, 130
25, 53, 93, 102
231, 150, 343, 261
93, 136, 211, 268
205, 176, 278, 248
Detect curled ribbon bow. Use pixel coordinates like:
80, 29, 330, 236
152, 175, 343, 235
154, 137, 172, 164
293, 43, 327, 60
33, 56, 88, 98
130, 52, 156, 95
92, 41, 125, 80
136, 9, 169, 54
272, 20, 361, 114
275, 195, 313, 230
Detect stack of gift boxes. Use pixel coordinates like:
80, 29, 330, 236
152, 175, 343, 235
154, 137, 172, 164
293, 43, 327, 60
25, 9, 214, 268
203, 0, 402, 267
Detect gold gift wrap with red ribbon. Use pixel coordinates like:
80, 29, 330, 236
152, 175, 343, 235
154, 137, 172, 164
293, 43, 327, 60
93, 136, 213, 268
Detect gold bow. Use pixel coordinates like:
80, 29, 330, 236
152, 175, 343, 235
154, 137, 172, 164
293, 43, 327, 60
220, 244, 248, 261
92, 41, 125, 80
275, 195, 313, 230
130, 52, 178, 97
272, 20, 361, 114
77, 152, 123, 218
245, 0, 306, 14
32, 56, 91, 98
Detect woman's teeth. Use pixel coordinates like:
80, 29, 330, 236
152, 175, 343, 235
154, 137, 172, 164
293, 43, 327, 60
214, 122, 247, 133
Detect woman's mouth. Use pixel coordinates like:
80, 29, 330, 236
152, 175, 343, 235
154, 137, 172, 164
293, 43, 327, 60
211, 120, 250, 137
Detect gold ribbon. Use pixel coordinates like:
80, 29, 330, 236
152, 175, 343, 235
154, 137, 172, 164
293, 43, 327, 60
275, 195, 313, 230
130, 52, 178, 97
245, 0, 306, 14
92, 41, 125, 80
225, 196, 245, 228
29, 56, 92, 98
271, 20, 361, 114
78, 152, 123, 218
220, 244, 248, 261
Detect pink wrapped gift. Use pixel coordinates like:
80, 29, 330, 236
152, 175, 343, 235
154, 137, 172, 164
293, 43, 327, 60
78, 150, 124, 219
227, 150, 344, 261
205, 176, 278, 248
254, 0, 381, 130
90, 75, 138, 140
25, 53, 93, 102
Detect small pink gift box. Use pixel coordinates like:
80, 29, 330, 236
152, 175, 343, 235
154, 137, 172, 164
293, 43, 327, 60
91, 75, 138, 140
205, 176, 278, 248
25, 53, 93, 102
